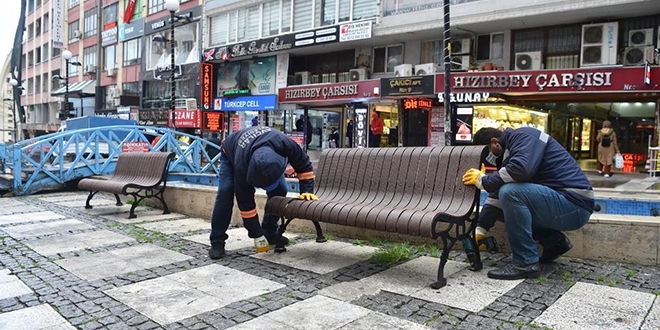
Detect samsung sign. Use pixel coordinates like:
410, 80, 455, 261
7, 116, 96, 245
213, 95, 277, 111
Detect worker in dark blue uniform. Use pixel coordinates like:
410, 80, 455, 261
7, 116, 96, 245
209, 126, 318, 259
463, 127, 594, 280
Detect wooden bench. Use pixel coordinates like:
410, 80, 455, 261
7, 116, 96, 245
265, 146, 484, 289
78, 152, 175, 219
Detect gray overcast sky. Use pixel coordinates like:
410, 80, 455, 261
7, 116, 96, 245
1, 1, 22, 65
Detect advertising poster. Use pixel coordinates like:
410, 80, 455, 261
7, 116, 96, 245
215, 61, 242, 95
454, 105, 474, 144
215, 56, 276, 96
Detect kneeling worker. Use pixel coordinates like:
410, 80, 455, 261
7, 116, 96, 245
209, 126, 318, 259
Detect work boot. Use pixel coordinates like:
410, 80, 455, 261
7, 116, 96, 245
539, 236, 573, 264
487, 263, 541, 280
208, 243, 226, 260
264, 233, 289, 246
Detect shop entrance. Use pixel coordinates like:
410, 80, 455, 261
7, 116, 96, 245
283, 108, 343, 151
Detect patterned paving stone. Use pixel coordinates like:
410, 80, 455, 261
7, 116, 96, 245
1, 219, 95, 239
36, 194, 89, 202
104, 264, 286, 325
0, 304, 76, 329
0, 211, 66, 225
0, 269, 33, 300
101, 210, 187, 224
135, 218, 210, 235
76, 204, 150, 216
0, 204, 42, 215
535, 282, 656, 330
55, 244, 193, 281
251, 240, 377, 274
185, 228, 300, 251
24, 230, 134, 256
55, 199, 118, 208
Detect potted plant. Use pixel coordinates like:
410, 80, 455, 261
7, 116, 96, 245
469, 60, 480, 71
483, 62, 494, 71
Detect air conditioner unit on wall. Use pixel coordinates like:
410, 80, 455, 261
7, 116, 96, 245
294, 71, 311, 85
623, 46, 655, 66
415, 63, 439, 75
393, 64, 413, 77
450, 55, 470, 71
514, 51, 542, 70
106, 68, 116, 77
72, 30, 81, 39
451, 38, 471, 55
85, 65, 96, 73
580, 22, 618, 67
629, 28, 654, 47
349, 68, 368, 81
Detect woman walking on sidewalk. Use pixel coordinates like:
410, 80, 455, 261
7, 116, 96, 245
596, 120, 619, 178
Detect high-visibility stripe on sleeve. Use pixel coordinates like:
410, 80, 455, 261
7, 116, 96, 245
297, 171, 315, 181
240, 208, 258, 218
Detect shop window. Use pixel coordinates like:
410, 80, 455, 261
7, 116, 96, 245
228, 11, 237, 43
146, 23, 199, 70
104, 44, 117, 70
43, 43, 49, 61
123, 39, 141, 66
103, 3, 118, 25
293, 0, 313, 31
246, 6, 260, 40
320, 0, 375, 26
352, 0, 376, 21
84, 8, 99, 38
148, 0, 165, 15
373, 44, 404, 73
210, 0, 294, 46
476, 33, 504, 61
289, 50, 354, 83
43, 13, 49, 33
83, 46, 98, 69
69, 20, 80, 43
282, 0, 291, 32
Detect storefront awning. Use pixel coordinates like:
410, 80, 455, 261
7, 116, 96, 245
51, 80, 96, 97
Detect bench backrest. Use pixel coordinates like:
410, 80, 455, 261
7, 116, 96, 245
111, 152, 175, 188
314, 146, 483, 218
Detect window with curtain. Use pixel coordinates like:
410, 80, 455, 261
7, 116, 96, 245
247, 6, 260, 40
83, 46, 98, 68
237, 9, 247, 41
293, 0, 312, 31
262, 1, 279, 37
420, 40, 442, 64
68, 20, 79, 42
282, 0, 291, 32
321, 0, 336, 26
148, 0, 165, 15
69, 56, 79, 75
84, 7, 98, 38
229, 11, 238, 43
352, 0, 377, 21
210, 14, 228, 45
123, 38, 141, 65
103, 3, 118, 25
104, 45, 117, 70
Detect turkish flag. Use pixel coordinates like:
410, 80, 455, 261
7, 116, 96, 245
124, 0, 137, 24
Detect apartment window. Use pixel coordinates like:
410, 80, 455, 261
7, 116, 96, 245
126, 0, 143, 20
103, 3, 118, 25
69, 20, 80, 42
123, 38, 141, 66
27, 51, 34, 67
35, 76, 41, 94
476, 33, 504, 61
148, 0, 165, 15
83, 46, 97, 69
104, 45, 117, 70
261, 1, 278, 37
36, 0, 42, 8
546, 26, 581, 55
52, 46, 61, 58
420, 40, 442, 64
321, 0, 376, 26
84, 8, 99, 38
293, 0, 312, 31
246, 6, 260, 41
35, 47, 42, 63
69, 56, 80, 75
43, 43, 49, 61
28, 0, 34, 13
69, 0, 80, 8
27, 78, 33, 94
513, 30, 544, 53
42, 73, 49, 93
210, 14, 228, 45
51, 70, 61, 90
36, 18, 42, 36
122, 82, 140, 96
28, 23, 34, 39
43, 13, 49, 33
211, 0, 294, 46
373, 44, 403, 73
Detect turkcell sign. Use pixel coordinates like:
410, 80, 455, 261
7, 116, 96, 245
213, 95, 277, 111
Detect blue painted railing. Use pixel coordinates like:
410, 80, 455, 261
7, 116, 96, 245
0, 126, 222, 196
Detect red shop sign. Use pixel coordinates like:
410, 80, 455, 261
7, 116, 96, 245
434, 67, 660, 94
278, 79, 380, 103
168, 110, 201, 128
200, 63, 214, 111
122, 142, 150, 153
403, 98, 433, 111
202, 111, 224, 131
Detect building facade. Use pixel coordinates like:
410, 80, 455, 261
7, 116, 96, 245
203, 0, 660, 170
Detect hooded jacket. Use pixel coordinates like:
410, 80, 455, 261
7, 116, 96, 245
481, 127, 594, 213
222, 127, 315, 220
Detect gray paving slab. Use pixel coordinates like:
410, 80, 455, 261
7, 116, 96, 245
36, 194, 88, 202
101, 209, 185, 224
104, 264, 286, 325
76, 203, 149, 215
251, 240, 377, 274
135, 217, 210, 234
54, 198, 117, 208
641, 297, 660, 330
0, 304, 76, 330
54, 244, 192, 281
0, 269, 33, 300
228, 295, 372, 330
0, 204, 42, 215
338, 312, 430, 330
0, 199, 27, 207
1, 219, 95, 239
184, 228, 300, 250
535, 281, 656, 330
0, 211, 65, 225
25, 230, 134, 256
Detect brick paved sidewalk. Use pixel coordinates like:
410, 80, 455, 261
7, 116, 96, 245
1, 192, 659, 330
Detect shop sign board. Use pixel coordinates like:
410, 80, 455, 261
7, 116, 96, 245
279, 80, 380, 103
204, 23, 351, 60
168, 110, 201, 128
354, 106, 369, 148
381, 76, 435, 96
101, 25, 118, 46
122, 141, 150, 153
200, 63, 214, 111
339, 21, 372, 42
453, 105, 474, 144
202, 111, 224, 131
144, 6, 202, 35
438, 92, 491, 103
434, 67, 660, 93
119, 17, 145, 42
403, 98, 433, 111
213, 95, 277, 111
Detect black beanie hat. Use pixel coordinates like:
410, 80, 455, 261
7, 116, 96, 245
247, 147, 287, 188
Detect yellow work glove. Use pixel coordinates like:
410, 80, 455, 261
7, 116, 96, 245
299, 193, 319, 201
462, 164, 486, 190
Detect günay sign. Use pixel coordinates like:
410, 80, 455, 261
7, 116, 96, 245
438, 92, 491, 103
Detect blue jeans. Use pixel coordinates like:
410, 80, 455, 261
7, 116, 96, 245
209, 153, 287, 245
498, 183, 591, 266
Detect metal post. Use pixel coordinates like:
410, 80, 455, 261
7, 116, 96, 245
442, 0, 452, 146
64, 59, 69, 119
170, 11, 176, 130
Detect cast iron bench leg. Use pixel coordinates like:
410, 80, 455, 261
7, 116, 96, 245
431, 233, 458, 289
275, 216, 291, 253
85, 191, 98, 209
312, 221, 327, 243
127, 193, 141, 219
113, 193, 123, 206
153, 188, 170, 215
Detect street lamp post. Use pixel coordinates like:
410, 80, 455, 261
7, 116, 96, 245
165, 0, 180, 130
62, 50, 72, 120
